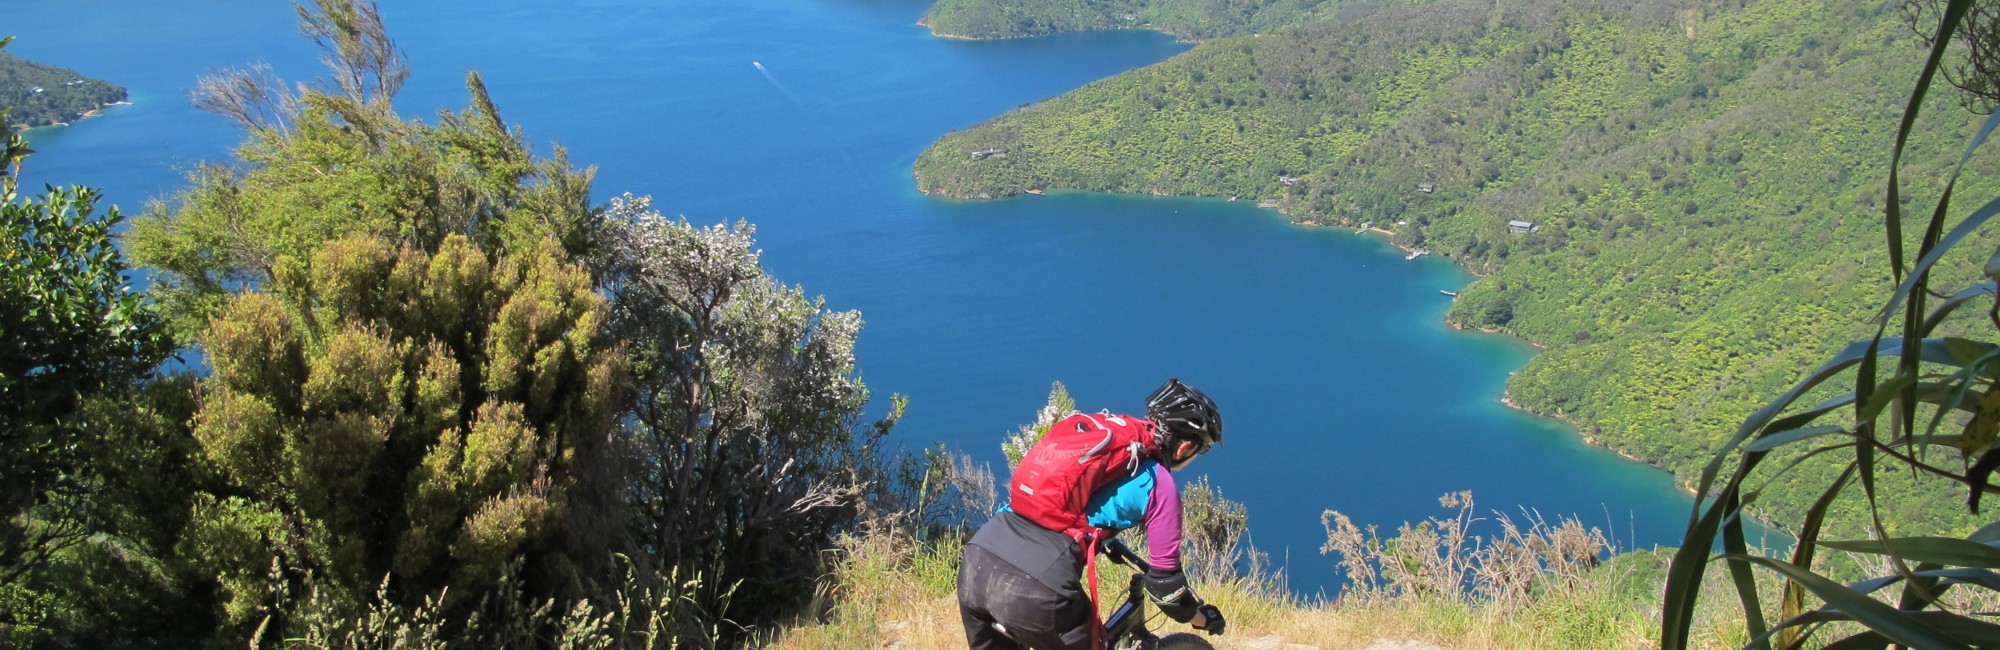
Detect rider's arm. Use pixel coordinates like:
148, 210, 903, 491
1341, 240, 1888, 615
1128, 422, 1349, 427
1083, 462, 1204, 622
1140, 464, 1203, 623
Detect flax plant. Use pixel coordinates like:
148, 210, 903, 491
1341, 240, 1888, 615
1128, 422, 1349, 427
1660, 1, 2000, 647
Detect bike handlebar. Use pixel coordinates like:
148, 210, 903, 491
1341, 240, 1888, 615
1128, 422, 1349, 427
1101, 538, 1152, 574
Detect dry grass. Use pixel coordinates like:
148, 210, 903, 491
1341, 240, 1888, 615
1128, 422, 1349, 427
767, 494, 1765, 650
767, 524, 965, 649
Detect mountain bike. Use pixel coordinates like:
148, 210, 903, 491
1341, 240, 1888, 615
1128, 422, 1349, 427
1099, 538, 1222, 650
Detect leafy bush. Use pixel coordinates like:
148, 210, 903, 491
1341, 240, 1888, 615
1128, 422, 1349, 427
180, 232, 624, 636
130, 1, 601, 341
0, 35, 173, 645
604, 193, 901, 630
277, 556, 729, 649
5, 2, 920, 646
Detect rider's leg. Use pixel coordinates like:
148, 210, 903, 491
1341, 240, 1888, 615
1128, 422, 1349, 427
960, 544, 1026, 650
959, 544, 1094, 650
983, 587, 1092, 650
960, 603, 1022, 650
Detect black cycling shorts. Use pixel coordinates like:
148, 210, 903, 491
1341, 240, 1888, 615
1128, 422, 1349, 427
957, 543, 1094, 650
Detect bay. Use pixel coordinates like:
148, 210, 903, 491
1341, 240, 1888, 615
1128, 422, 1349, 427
11, 0, 1744, 596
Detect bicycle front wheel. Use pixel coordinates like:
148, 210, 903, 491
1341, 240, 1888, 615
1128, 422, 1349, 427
1152, 632, 1217, 649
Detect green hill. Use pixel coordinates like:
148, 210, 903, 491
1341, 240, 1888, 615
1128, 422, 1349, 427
920, 0, 1349, 40
915, 0, 2000, 536
0, 50, 125, 129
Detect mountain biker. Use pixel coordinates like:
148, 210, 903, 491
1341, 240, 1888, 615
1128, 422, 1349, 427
957, 379, 1228, 650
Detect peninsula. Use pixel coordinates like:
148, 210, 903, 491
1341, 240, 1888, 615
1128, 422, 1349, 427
0, 50, 126, 130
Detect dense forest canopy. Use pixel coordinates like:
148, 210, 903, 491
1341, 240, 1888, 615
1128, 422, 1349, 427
0, 51, 124, 129
914, 0, 2000, 538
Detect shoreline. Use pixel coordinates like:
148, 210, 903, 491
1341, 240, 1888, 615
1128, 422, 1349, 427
917, 17, 1010, 41
16, 98, 130, 132
916, 17, 1199, 44
1496, 395, 1691, 496
1494, 390, 1785, 538
916, 178, 1715, 506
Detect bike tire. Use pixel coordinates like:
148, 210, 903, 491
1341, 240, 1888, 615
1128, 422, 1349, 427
1153, 632, 1217, 649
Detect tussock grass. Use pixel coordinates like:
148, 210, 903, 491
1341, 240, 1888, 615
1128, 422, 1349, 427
769, 510, 1760, 650
775, 443, 1757, 649
772, 526, 965, 649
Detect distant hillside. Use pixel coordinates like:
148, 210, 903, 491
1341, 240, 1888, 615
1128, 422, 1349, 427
921, 0, 1348, 40
0, 51, 125, 129
915, 0, 2000, 536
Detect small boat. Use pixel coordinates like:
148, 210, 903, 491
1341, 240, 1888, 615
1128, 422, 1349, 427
1440, 290, 1458, 297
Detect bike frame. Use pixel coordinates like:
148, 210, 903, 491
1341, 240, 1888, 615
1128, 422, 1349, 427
1100, 538, 1158, 649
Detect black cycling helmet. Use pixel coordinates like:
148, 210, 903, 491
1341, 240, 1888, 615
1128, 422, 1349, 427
1145, 378, 1222, 452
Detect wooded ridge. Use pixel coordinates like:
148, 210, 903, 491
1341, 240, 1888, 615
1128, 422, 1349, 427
913, 0, 2000, 537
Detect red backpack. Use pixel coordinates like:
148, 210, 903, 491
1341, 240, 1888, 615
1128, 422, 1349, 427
1010, 411, 1161, 537
1009, 411, 1162, 648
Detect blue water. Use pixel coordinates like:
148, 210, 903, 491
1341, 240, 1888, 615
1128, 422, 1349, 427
12, 0, 1721, 596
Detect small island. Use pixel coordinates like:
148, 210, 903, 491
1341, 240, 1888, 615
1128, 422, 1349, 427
0, 51, 127, 130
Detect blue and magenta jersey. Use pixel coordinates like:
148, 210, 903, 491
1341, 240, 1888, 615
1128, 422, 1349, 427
1084, 459, 1182, 571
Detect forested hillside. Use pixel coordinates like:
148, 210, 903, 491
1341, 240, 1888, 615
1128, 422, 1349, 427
914, 0, 2000, 536
921, 0, 1346, 40
0, 51, 124, 129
